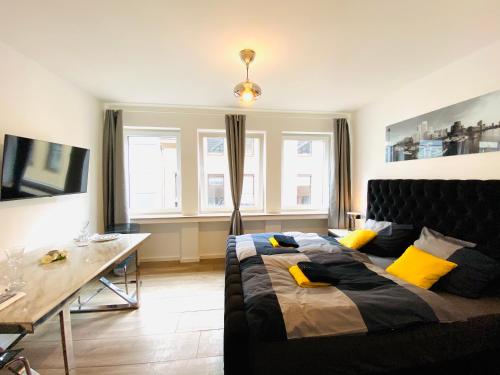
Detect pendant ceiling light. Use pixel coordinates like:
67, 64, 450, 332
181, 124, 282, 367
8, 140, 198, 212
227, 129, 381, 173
233, 49, 261, 103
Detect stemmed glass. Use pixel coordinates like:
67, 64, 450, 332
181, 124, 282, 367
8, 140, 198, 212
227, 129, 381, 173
75, 220, 90, 247
3, 245, 26, 292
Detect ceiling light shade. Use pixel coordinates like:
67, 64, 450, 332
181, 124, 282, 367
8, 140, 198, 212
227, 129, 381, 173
233, 80, 262, 103
233, 49, 261, 103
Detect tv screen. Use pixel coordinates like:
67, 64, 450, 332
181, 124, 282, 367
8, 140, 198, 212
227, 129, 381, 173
1, 134, 90, 201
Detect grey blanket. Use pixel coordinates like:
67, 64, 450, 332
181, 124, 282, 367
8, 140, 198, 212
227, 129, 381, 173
240, 249, 465, 342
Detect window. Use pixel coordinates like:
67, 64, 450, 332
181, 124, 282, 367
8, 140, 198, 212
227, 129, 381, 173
282, 134, 331, 210
245, 138, 255, 157
199, 131, 265, 212
297, 140, 312, 156
125, 129, 181, 214
207, 174, 225, 207
241, 174, 255, 207
207, 137, 224, 155
296, 174, 312, 205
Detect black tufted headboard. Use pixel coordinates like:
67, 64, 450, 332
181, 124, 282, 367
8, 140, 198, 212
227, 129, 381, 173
366, 179, 500, 258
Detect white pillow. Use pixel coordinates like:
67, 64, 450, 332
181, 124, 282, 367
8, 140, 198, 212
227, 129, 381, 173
364, 219, 392, 233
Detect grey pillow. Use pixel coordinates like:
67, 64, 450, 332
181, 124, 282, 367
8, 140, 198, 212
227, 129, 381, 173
414, 227, 500, 298
414, 227, 476, 258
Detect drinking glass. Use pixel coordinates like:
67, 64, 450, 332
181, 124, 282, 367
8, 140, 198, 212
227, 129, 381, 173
75, 220, 90, 247
3, 245, 26, 292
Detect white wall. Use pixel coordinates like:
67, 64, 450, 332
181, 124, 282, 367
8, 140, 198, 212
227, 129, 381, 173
352, 41, 500, 213
110, 105, 345, 261
0, 41, 103, 253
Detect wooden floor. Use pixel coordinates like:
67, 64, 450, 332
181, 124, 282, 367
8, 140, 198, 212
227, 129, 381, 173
15, 259, 225, 374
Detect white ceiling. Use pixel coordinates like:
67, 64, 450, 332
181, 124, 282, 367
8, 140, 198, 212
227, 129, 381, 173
0, 0, 499, 112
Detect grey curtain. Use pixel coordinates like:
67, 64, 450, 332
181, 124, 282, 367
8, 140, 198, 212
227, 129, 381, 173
328, 118, 351, 229
103, 109, 128, 229
225, 114, 246, 235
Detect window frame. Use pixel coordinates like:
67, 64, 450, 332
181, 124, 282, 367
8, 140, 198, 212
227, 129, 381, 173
198, 129, 266, 214
281, 132, 332, 212
124, 127, 182, 216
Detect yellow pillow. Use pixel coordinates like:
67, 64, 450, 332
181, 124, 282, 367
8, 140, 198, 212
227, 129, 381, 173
386, 245, 458, 289
269, 237, 279, 247
288, 265, 330, 288
337, 229, 377, 250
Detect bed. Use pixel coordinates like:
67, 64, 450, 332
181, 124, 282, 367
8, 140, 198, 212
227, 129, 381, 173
224, 179, 500, 375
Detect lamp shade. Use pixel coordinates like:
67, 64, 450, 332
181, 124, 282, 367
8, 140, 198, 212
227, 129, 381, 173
233, 80, 262, 103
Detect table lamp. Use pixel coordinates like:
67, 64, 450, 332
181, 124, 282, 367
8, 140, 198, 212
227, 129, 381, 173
346, 212, 362, 231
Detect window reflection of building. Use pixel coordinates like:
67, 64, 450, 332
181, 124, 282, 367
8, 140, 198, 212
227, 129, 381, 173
207, 174, 225, 207
207, 138, 224, 155
297, 140, 312, 155
296, 174, 312, 206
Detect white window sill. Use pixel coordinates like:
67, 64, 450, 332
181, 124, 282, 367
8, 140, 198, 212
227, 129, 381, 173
130, 211, 328, 224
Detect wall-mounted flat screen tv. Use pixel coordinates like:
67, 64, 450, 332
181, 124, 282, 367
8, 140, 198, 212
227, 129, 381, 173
0, 134, 90, 201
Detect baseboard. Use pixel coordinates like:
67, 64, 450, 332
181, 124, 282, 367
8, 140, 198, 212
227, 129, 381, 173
199, 253, 225, 260
139, 255, 180, 263
140, 254, 225, 263
180, 257, 200, 263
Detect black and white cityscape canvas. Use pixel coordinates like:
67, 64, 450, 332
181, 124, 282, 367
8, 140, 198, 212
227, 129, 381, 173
385, 90, 500, 162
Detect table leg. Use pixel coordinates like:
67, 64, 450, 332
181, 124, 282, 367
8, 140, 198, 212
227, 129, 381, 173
135, 250, 141, 307
59, 304, 75, 375
71, 250, 141, 313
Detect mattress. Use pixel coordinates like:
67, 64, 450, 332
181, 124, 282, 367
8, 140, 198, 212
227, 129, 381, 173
225, 235, 500, 375
437, 291, 500, 319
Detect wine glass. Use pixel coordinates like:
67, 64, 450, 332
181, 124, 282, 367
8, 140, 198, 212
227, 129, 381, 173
75, 220, 90, 247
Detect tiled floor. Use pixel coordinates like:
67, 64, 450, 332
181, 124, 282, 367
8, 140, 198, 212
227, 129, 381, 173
15, 259, 225, 374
